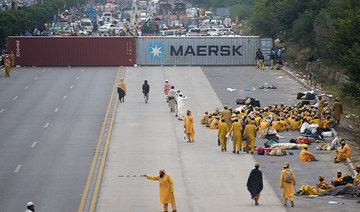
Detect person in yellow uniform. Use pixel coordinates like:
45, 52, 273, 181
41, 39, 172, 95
299, 147, 319, 162
272, 118, 282, 132
258, 120, 270, 132
10, 51, 15, 67
243, 119, 257, 154
4, 53, 10, 77
221, 105, 231, 128
334, 140, 351, 163
247, 163, 263, 206
280, 162, 296, 207
184, 110, 195, 142
145, 169, 177, 212
218, 119, 229, 152
331, 171, 344, 187
354, 165, 360, 185
210, 117, 220, 129
229, 118, 242, 154
332, 97, 343, 124
280, 118, 288, 131
310, 116, 321, 126
200, 111, 208, 125
317, 96, 325, 115
297, 176, 333, 196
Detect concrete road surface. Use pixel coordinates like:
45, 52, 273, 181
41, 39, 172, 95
96, 66, 285, 212
0, 67, 118, 211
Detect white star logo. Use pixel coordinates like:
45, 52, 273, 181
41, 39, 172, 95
150, 45, 163, 58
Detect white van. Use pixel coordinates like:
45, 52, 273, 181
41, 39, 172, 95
81, 19, 93, 34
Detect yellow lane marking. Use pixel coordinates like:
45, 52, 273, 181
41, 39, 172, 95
89, 66, 125, 211
78, 67, 122, 212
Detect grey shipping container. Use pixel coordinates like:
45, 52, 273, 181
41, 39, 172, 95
136, 36, 263, 66
260, 38, 273, 65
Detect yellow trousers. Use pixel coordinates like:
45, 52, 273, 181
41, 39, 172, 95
300, 185, 319, 195
256, 59, 259, 69
186, 133, 194, 141
219, 135, 227, 149
246, 139, 255, 152
258, 60, 264, 70
270, 59, 274, 69
163, 194, 176, 211
232, 136, 242, 151
5, 66, 10, 77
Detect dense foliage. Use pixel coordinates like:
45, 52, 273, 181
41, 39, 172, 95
249, 0, 360, 97
0, 0, 87, 47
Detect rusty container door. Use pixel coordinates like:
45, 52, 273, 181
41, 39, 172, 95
7, 37, 135, 66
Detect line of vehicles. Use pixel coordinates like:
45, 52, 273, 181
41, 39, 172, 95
27, 0, 240, 37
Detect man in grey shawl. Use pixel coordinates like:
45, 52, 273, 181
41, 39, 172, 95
168, 86, 176, 112
247, 162, 263, 206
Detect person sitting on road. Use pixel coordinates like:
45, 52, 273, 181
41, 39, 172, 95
331, 170, 344, 187
201, 111, 209, 125
354, 165, 360, 186
296, 175, 333, 196
334, 140, 351, 163
300, 147, 319, 162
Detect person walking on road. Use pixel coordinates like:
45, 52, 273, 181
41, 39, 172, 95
280, 162, 296, 207
117, 78, 127, 103
142, 80, 150, 103
247, 163, 263, 206
168, 86, 176, 112
164, 80, 171, 97
145, 169, 177, 212
243, 119, 257, 154
229, 118, 242, 154
258, 52, 265, 70
4, 53, 10, 77
176, 93, 187, 120
25, 202, 35, 212
306, 55, 315, 71
332, 97, 343, 124
218, 119, 229, 152
184, 110, 195, 142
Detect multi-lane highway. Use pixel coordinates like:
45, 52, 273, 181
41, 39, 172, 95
0, 67, 118, 211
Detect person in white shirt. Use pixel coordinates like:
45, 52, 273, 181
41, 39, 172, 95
25, 201, 35, 212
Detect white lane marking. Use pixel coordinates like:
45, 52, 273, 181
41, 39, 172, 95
44, 122, 50, 128
14, 164, 22, 173
34, 77, 38, 80
0, 109, 4, 113
31, 142, 37, 148
76, 76, 80, 80
24, 86, 29, 89
13, 96, 18, 101
63, 96, 67, 100
54, 107, 59, 113
70, 85, 74, 89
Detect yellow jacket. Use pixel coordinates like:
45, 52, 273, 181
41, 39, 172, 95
259, 121, 270, 132
184, 114, 195, 134
243, 124, 256, 139
147, 174, 175, 204
338, 144, 351, 159
218, 122, 229, 136
300, 149, 314, 162
272, 121, 282, 131
200, 114, 208, 124
230, 122, 242, 138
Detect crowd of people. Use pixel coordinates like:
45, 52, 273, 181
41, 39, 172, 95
199, 95, 359, 206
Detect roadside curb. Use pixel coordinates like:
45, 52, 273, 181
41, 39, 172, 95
280, 66, 357, 176
280, 67, 313, 91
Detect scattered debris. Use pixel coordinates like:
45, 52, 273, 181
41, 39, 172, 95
328, 201, 338, 205
345, 114, 351, 118
226, 88, 236, 92
348, 125, 353, 129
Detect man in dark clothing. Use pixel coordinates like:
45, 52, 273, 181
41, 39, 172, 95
306, 55, 316, 71
247, 163, 263, 206
255, 48, 261, 69
142, 80, 150, 103
258, 52, 265, 70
